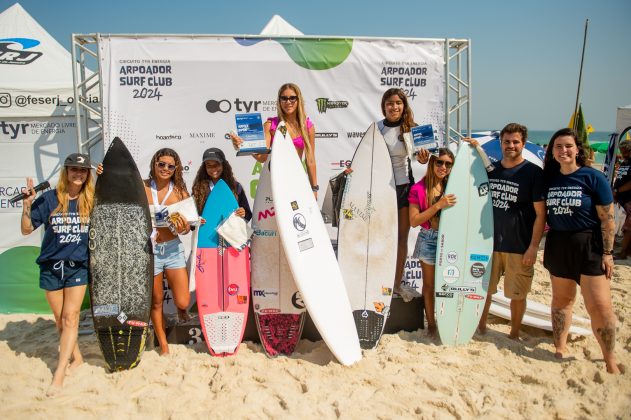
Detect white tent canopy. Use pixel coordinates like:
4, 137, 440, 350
260, 15, 304, 36
0, 3, 76, 117
617, 104, 631, 134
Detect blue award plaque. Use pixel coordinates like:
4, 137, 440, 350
235, 113, 270, 156
411, 124, 439, 155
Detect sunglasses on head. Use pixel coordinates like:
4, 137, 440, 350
280, 95, 298, 103
434, 159, 453, 169
157, 161, 176, 171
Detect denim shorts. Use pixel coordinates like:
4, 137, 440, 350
153, 238, 186, 275
412, 228, 439, 265
40, 260, 89, 291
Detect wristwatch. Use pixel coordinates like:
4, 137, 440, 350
603, 250, 614, 255
311, 185, 319, 192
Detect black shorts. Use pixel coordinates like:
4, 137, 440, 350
396, 184, 410, 209
543, 229, 605, 284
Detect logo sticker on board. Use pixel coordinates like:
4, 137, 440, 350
446, 251, 457, 264
343, 208, 353, 220
291, 201, 299, 211
237, 295, 248, 304
442, 266, 460, 284
465, 294, 484, 300
117, 311, 128, 324
293, 213, 307, 231
292, 291, 305, 309
373, 302, 385, 313
227, 284, 239, 295
478, 182, 489, 197
382, 287, 393, 296
470, 263, 486, 278
126, 320, 148, 327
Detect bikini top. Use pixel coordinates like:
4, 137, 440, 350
267, 116, 313, 150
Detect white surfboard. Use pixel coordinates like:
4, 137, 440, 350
337, 122, 398, 349
270, 122, 362, 366
488, 300, 592, 336
491, 291, 591, 332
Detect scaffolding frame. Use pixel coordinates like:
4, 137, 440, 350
72, 34, 470, 153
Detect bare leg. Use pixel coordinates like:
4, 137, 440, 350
420, 261, 436, 334
164, 267, 190, 322
478, 293, 493, 334
550, 276, 577, 358
394, 206, 410, 290
45, 290, 82, 371
580, 274, 620, 374
509, 298, 527, 340
151, 273, 169, 355
48, 285, 86, 396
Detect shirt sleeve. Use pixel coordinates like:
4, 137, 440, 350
408, 182, 422, 206
531, 166, 545, 202
592, 170, 614, 205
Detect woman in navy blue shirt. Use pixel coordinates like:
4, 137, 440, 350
543, 128, 620, 374
21, 153, 97, 395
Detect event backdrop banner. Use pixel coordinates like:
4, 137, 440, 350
99, 35, 445, 292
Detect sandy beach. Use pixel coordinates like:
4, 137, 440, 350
1, 252, 630, 419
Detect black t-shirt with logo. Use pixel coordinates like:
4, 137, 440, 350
614, 159, 631, 206
489, 160, 544, 253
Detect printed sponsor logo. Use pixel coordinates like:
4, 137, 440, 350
442, 266, 460, 284
237, 295, 248, 304
330, 159, 351, 170
342, 208, 353, 220
290, 201, 299, 211
449, 286, 476, 293
469, 254, 489, 262
361, 310, 369, 318
315, 132, 338, 139
94, 304, 119, 317
447, 251, 457, 264
382, 287, 393, 296
182, 160, 192, 173
0, 38, 43, 65
0, 121, 29, 140
346, 131, 364, 139
117, 311, 128, 324
435, 292, 454, 298
292, 291, 305, 309
260, 308, 281, 314
470, 262, 486, 278
264, 196, 273, 204
478, 182, 489, 197
315, 98, 349, 113
205, 98, 268, 114
253, 289, 279, 298
253, 229, 277, 237
227, 284, 239, 295
155, 134, 181, 141
465, 294, 484, 300
126, 320, 148, 327
293, 213, 306, 231
257, 208, 275, 221
0, 93, 11, 107
189, 131, 216, 139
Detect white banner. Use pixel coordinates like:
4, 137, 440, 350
100, 35, 446, 293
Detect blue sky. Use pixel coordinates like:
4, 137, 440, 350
2, 0, 630, 132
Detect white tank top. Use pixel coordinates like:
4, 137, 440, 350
379, 120, 410, 185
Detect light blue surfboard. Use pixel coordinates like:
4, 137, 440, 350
435, 143, 493, 346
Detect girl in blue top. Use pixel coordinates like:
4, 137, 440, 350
543, 128, 621, 374
20, 153, 97, 395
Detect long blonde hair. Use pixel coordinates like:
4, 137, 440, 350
424, 148, 455, 224
51, 167, 95, 224
276, 83, 312, 157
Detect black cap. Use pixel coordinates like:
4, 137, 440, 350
64, 153, 92, 169
202, 148, 225, 163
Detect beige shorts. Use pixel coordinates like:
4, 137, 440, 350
489, 252, 534, 300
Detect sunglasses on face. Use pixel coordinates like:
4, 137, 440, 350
157, 161, 176, 171
280, 96, 298, 103
435, 159, 453, 169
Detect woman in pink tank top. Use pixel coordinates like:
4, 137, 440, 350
230, 83, 318, 196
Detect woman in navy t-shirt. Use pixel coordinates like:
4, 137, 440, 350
20, 153, 97, 395
542, 128, 621, 374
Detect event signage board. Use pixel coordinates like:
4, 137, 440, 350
99, 35, 447, 291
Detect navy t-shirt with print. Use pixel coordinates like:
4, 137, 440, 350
489, 160, 544, 253
545, 167, 613, 231
30, 190, 89, 264
614, 159, 631, 206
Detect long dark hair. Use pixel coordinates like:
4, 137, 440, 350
191, 159, 239, 213
425, 148, 455, 224
380, 88, 415, 136
543, 128, 587, 181
147, 148, 188, 199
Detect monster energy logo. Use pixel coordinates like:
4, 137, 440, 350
315, 98, 349, 113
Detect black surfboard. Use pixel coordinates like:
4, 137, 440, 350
89, 137, 153, 371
